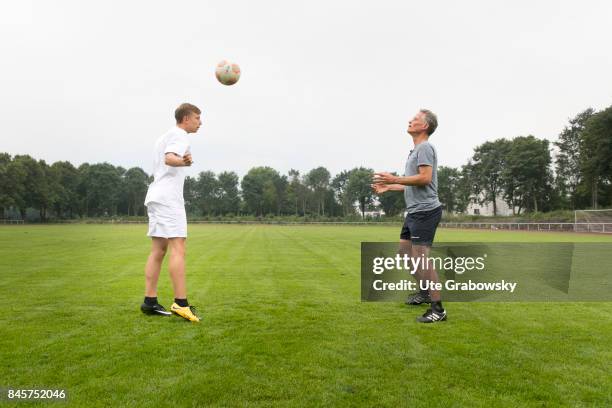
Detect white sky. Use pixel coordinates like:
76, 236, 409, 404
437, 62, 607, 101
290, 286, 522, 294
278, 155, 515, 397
1, 0, 611, 178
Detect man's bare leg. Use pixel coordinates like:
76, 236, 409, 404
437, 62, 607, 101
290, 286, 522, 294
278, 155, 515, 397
411, 244, 441, 302
401, 239, 431, 288
412, 243, 446, 322
145, 237, 168, 297
400, 239, 421, 285
402, 239, 431, 305
398, 239, 412, 260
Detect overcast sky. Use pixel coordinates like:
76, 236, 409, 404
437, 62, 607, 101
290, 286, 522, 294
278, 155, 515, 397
1, 0, 611, 178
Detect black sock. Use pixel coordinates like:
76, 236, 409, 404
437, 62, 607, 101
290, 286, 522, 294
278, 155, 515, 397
419, 288, 430, 297
431, 301, 444, 313
144, 296, 158, 306
174, 298, 189, 307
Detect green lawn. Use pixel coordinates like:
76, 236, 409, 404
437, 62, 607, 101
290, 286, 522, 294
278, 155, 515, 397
0, 225, 611, 407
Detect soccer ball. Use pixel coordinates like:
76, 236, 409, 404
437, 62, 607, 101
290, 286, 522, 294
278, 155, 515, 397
215, 60, 241, 86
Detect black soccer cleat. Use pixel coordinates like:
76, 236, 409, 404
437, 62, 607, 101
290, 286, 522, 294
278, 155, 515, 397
405, 292, 431, 305
140, 302, 172, 316
417, 308, 447, 323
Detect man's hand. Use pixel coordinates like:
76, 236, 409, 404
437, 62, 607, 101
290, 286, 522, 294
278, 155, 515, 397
183, 154, 193, 166
371, 183, 390, 194
373, 172, 398, 184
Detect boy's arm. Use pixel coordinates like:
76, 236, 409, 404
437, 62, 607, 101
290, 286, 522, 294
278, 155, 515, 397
165, 153, 191, 167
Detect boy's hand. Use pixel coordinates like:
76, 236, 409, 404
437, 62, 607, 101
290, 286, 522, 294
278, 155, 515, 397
183, 154, 193, 166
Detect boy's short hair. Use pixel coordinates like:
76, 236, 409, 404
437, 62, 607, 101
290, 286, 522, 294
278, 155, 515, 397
175, 103, 201, 124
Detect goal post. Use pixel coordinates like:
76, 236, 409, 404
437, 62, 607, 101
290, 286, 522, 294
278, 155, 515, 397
574, 209, 612, 233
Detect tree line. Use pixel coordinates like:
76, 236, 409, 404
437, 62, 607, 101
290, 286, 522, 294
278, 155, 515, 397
1, 104, 610, 220
438, 105, 612, 215
183, 166, 396, 218
0, 156, 399, 220
0, 156, 151, 220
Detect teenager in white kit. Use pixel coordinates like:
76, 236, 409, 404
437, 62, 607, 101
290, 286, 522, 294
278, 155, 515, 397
140, 103, 201, 322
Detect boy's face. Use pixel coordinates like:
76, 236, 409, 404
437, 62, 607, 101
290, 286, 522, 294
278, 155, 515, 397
183, 113, 202, 133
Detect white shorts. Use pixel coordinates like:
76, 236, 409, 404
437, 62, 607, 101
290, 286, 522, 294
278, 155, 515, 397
146, 202, 187, 238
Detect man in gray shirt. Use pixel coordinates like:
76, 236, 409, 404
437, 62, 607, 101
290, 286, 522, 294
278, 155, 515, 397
373, 109, 446, 323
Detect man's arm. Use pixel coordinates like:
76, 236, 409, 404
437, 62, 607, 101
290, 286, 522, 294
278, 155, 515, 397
384, 184, 406, 191
372, 183, 405, 194
375, 166, 432, 187
165, 153, 192, 167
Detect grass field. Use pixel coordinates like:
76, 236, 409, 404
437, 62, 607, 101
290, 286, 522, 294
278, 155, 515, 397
1, 225, 611, 407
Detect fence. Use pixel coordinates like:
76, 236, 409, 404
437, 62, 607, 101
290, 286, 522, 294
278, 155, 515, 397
3, 219, 612, 232
441, 222, 612, 233
0, 219, 25, 224
574, 223, 612, 233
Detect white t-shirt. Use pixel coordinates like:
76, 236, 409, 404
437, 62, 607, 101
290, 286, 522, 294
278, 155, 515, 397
144, 126, 191, 208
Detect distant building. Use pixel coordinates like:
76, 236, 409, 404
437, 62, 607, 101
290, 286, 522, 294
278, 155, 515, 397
362, 209, 384, 218
466, 194, 515, 216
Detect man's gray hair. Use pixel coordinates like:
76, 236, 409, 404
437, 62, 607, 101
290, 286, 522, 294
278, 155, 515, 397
420, 109, 438, 135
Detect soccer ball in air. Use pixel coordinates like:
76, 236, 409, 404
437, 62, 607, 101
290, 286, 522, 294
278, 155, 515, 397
215, 60, 241, 86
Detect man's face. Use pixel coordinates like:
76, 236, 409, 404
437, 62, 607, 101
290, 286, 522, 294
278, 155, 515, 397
183, 113, 202, 133
407, 112, 427, 136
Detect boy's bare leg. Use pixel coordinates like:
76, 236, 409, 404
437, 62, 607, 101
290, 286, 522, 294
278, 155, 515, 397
168, 237, 187, 299
145, 237, 168, 297
141, 237, 171, 315
167, 237, 200, 322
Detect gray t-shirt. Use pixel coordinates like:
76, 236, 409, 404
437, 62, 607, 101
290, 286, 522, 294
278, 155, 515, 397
403, 141, 441, 213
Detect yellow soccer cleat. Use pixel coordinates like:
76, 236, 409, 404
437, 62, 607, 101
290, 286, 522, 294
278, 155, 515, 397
170, 303, 201, 322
